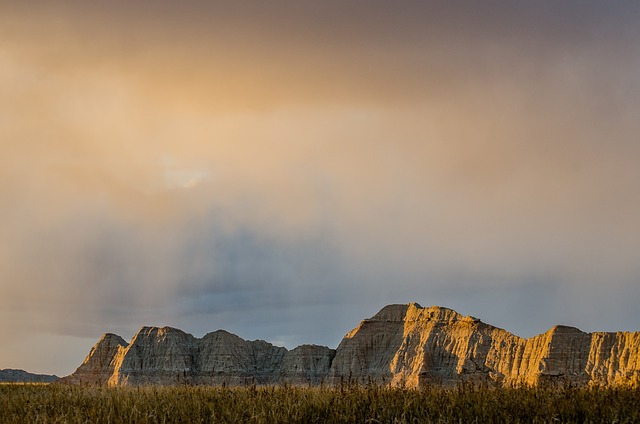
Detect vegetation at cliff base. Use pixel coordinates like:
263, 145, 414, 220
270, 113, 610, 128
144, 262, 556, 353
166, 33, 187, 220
1, 383, 639, 423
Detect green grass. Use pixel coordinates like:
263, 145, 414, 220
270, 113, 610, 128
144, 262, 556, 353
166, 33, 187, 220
1, 383, 639, 423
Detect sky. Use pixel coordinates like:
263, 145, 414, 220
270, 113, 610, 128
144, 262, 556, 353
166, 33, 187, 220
1, 1, 640, 376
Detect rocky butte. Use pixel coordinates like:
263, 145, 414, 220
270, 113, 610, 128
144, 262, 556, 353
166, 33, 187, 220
0, 369, 59, 383
61, 303, 640, 387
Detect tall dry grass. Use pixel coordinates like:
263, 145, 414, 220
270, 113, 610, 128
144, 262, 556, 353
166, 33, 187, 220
1, 383, 638, 423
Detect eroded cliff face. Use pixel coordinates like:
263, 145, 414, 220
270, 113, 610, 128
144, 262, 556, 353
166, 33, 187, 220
109, 327, 197, 386
64, 303, 640, 387
61, 333, 127, 385
329, 303, 640, 387
194, 330, 287, 385
328, 303, 518, 386
280, 345, 336, 385
586, 332, 640, 386
0, 369, 59, 383
66, 326, 335, 386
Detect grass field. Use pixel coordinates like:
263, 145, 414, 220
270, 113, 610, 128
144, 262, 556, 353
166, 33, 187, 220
1, 383, 639, 423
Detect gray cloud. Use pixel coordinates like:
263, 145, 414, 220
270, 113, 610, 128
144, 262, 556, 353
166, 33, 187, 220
2, 1, 640, 375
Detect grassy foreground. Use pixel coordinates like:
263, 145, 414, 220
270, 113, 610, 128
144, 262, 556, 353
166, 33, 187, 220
1, 383, 639, 423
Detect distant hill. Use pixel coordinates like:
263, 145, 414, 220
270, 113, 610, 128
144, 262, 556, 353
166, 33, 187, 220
61, 303, 640, 387
0, 369, 59, 383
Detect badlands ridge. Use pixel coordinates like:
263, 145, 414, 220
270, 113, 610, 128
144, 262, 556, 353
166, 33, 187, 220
63, 303, 640, 387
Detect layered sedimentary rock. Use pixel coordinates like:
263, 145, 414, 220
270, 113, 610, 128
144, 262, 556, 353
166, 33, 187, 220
108, 327, 198, 386
328, 303, 640, 387
194, 330, 287, 385
107, 327, 295, 386
61, 333, 127, 385
64, 303, 640, 387
280, 345, 336, 385
0, 369, 59, 383
65, 326, 335, 386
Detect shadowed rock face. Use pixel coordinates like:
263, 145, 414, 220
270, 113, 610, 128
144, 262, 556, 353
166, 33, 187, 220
280, 345, 336, 385
108, 327, 198, 386
65, 326, 334, 386
194, 330, 287, 385
0, 369, 59, 383
63, 303, 640, 387
60, 333, 127, 385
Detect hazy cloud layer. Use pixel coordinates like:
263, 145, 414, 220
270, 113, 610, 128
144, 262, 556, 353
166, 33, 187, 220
1, 1, 640, 375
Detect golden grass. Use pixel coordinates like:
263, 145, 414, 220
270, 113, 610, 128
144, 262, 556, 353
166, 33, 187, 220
1, 383, 638, 423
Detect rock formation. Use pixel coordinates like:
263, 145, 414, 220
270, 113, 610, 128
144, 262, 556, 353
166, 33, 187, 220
328, 303, 640, 387
0, 369, 59, 383
280, 345, 336, 385
63, 303, 640, 387
63, 333, 127, 385
63, 327, 335, 386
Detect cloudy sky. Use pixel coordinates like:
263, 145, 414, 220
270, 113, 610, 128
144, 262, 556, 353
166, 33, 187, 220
2, 1, 640, 376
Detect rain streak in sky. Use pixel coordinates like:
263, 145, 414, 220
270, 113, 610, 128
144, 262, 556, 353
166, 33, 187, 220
1, 1, 640, 375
